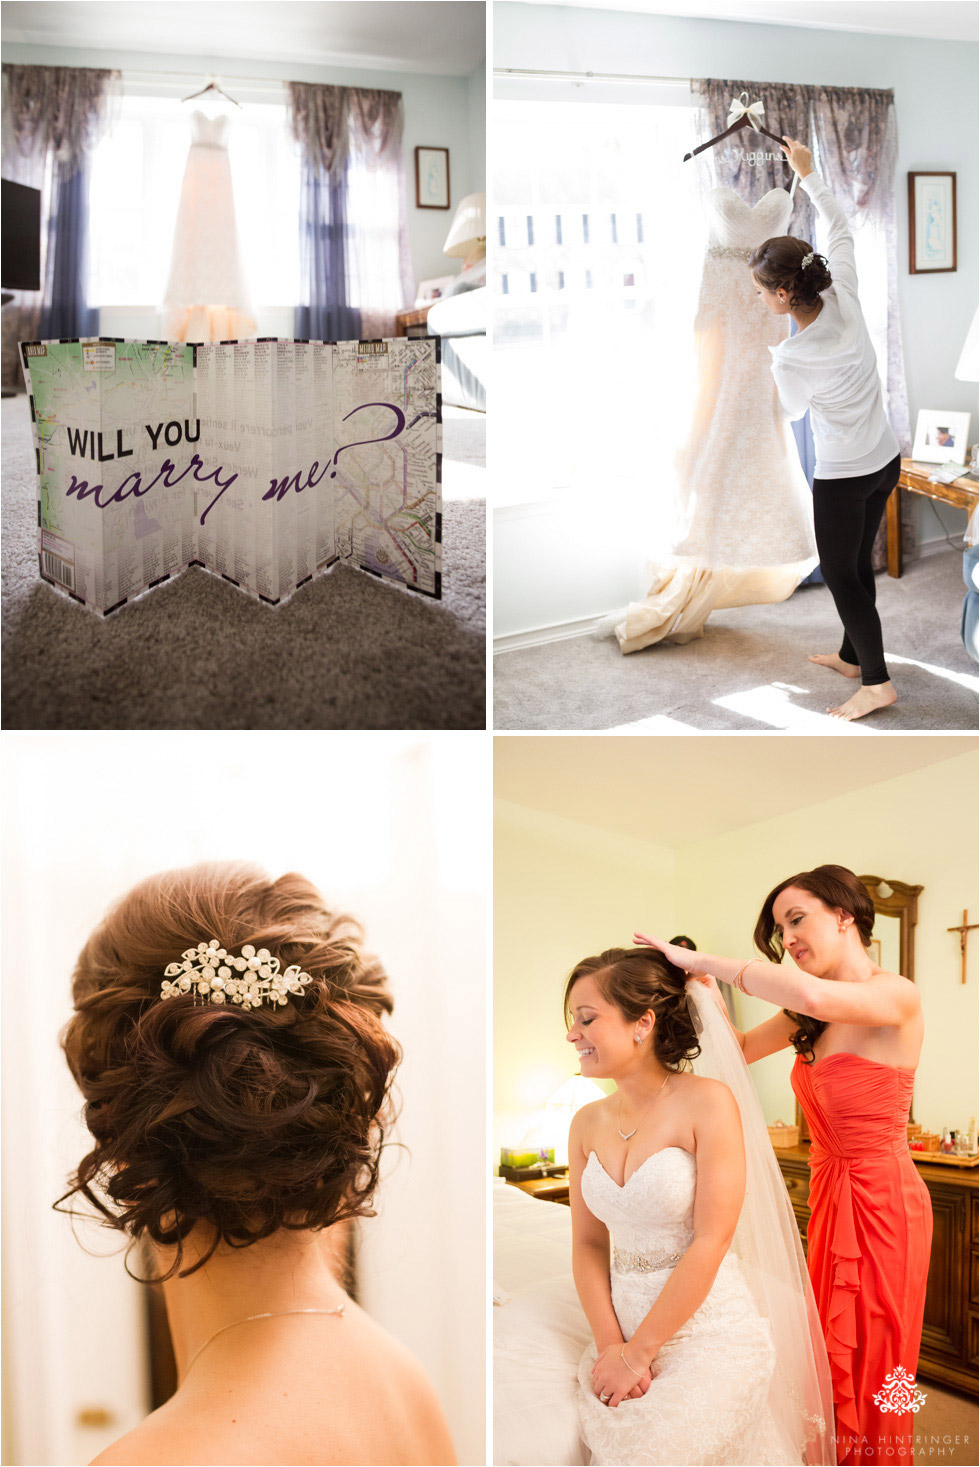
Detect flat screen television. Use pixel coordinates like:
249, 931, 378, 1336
2, 179, 41, 291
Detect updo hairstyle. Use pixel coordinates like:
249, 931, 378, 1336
749, 235, 832, 312
754, 864, 875, 1062
57, 861, 400, 1280
564, 946, 701, 1071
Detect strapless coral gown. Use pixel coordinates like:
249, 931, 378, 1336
791, 1053, 932, 1466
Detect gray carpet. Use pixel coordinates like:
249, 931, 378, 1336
2, 397, 485, 729
494, 550, 978, 731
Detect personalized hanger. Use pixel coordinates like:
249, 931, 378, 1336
683, 91, 788, 163
180, 75, 242, 109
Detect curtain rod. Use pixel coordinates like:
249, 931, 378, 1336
493, 67, 690, 84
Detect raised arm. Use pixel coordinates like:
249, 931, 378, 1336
780, 136, 858, 297
689, 974, 799, 1063
636, 934, 920, 1027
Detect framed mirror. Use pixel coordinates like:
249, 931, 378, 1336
795, 875, 923, 1141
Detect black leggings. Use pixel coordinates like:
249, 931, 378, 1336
812, 452, 901, 686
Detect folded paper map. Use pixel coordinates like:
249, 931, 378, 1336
20, 336, 442, 614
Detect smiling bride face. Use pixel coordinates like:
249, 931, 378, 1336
565, 972, 645, 1080
563, 948, 701, 1082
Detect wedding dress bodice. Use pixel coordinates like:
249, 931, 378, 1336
582, 1148, 697, 1260
189, 109, 231, 151
704, 186, 794, 251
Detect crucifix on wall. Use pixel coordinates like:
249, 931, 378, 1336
947, 910, 978, 984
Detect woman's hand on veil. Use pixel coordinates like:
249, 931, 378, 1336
633, 933, 698, 973
591, 1343, 653, 1408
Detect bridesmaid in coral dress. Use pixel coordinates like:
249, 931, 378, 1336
635, 862, 931, 1467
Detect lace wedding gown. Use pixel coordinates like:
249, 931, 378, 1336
613, 187, 818, 654
576, 1148, 801, 1465
162, 110, 256, 343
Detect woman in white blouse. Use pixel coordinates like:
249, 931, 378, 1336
750, 136, 901, 723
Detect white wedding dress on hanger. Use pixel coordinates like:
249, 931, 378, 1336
162, 109, 256, 343
612, 183, 818, 654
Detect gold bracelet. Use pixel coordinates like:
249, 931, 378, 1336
732, 957, 761, 994
620, 1344, 645, 1377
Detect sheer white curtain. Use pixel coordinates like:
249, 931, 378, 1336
1, 732, 485, 1467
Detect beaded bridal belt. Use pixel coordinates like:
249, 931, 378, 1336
613, 1245, 684, 1274
706, 245, 754, 260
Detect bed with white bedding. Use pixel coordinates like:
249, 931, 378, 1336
493, 1178, 591, 1467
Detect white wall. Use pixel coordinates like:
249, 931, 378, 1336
0, 40, 482, 293
494, 798, 675, 1163
493, 2, 979, 635
674, 748, 979, 1135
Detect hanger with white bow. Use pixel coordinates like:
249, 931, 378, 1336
682, 91, 788, 163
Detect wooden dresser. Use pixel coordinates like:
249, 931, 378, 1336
776, 1142, 978, 1394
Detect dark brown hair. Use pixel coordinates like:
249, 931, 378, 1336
564, 947, 701, 1071
754, 864, 875, 1062
56, 862, 400, 1281
749, 235, 832, 312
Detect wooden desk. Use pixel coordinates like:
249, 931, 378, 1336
775, 1141, 978, 1394
395, 305, 433, 338
887, 459, 978, 577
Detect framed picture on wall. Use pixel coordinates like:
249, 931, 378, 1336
908, 171, 957, 273
415, 146, 450, 210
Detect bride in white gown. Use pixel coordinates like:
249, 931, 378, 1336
612, 177, 818, 653
564, 947, 834, 1466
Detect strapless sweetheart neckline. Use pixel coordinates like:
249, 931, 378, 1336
587, 1146, 696, 1190
798, 1050, 917, 1074
707, 186, 794, 209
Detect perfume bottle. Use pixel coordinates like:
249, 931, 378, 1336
940, 1129, 954, 1154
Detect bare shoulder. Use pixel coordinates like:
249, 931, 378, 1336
873, 968, 921, 1011
569, 1094, 611, 1143
677, 1072, 741, 1125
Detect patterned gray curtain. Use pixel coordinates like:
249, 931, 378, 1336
691, 78, 913, 564
1, 64, 120, 391
287, 83, 412, 340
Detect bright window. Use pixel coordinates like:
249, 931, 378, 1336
89, 93, 301, 316
493, 97, 707, 509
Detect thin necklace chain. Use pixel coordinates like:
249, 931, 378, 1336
618, 1072, 670, 1141
182, 1304, 345, 1379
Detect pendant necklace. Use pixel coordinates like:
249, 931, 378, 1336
618, 1071, 670, 1141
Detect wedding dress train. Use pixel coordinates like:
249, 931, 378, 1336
576, 1147, 798, 1465
162, 110, 256, 343
613, 186, 818, 654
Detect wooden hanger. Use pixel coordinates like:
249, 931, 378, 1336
683, 91, 787, 163
180, 75, 242, 109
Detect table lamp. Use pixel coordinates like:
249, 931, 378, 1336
443, 192, 486, 271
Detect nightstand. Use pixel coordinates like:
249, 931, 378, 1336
887, 459, 978, 577
395, 305, 433, 338
506, 1172, 571, 1205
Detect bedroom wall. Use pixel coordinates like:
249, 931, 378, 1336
495, 1, 978, 566
493, 797, 675, 1165
0, 42, 480, 289
672, 747, 979, 1137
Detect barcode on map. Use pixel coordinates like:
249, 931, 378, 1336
43, 552, 74, 589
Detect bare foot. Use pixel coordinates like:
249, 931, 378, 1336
828, 682, 898, 721
808, 653, 860, 678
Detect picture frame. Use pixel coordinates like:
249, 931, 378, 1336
908, 171, 957, 274
911, 408, 972, 466
415, 146, 450, 210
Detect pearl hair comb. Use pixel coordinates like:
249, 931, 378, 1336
161, 941, 313, 1010
801, 252, 815, 269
